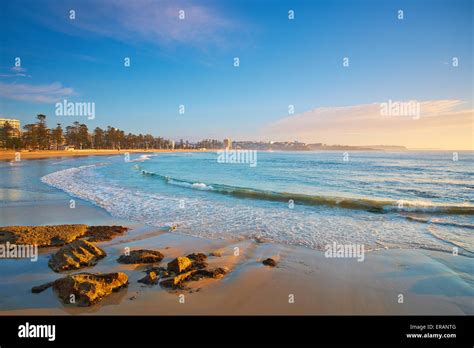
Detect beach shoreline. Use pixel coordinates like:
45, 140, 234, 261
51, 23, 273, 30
0, 149, 210, 161
2, 148, 471, 162
0, 198, 472, 316
0, 153, 472, 316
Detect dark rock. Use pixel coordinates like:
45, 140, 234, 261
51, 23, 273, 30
84, 225, 128, 242
187, 253, 207, 262
117, 249, 164, 264
187, 253, 208, 269
193, 261, 208, 269
138, 271, 159, 285
262, 258, 277, 267
191, 267, 229, 280
159, 278, 175, 289
145, 266, 167, 274
31, 282, 53, 294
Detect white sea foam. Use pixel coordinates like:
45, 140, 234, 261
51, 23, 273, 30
40, 165, 474, 255
128, 154, 156, 162
168, 179, 214, 191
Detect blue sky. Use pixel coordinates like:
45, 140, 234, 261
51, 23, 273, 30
0, 0, 472, 146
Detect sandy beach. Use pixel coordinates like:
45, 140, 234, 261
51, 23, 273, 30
0, 196, 472, 316
0, 149, 207, 161
0, 151, 473, 317
1, 2, 472, 345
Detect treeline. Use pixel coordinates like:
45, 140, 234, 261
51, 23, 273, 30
1, 114, 230, 151
4, 114, 176, 150
195, 139, 224, 149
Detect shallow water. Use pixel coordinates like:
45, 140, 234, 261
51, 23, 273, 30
1, 151, 473, 255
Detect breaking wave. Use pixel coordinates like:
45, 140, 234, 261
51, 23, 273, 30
40, 164, 474, 256
141, 171, 474, 215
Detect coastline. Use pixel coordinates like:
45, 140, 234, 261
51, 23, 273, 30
1, 153, 473, 316
2, 148, 471, 162
0, 197, 472, 315
0, 149, 210, 161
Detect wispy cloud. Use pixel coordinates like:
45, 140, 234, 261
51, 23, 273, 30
38, 0, 239, 48
265, 100, 474, 150
0, 82, 74, 103
11, 66, 27, 73
0, 66, 30, 78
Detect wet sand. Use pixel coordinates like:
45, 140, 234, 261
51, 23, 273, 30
0, 200, 472, 315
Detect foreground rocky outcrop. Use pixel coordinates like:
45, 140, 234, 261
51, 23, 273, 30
160, 267, 229, 288
0, 224, 128, 247
0, 225, 89, 247
159, 254, 229, 289
160, 270, 198, 288
117, 249, 164, 264
48, 239, 107, 272
52, 272, 128, 306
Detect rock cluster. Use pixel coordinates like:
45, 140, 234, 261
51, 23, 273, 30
25, 224, 243, 306
159, 254, 229, 289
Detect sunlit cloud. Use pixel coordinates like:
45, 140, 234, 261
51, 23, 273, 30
265, 100, 474, 150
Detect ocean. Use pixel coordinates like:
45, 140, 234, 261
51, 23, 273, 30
2, 151, 473, 256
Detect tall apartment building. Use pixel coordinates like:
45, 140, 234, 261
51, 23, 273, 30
0, 118, 21, 147
223, 138, 232, 150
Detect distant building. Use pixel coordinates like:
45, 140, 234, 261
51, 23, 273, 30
0, 118, 21, 147
223, 138, 232, 150
0, 118, 21, 130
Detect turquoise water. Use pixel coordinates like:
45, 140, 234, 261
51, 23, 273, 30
2, 151, 474, 254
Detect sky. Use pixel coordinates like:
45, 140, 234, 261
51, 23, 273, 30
0, 0, 472, 149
